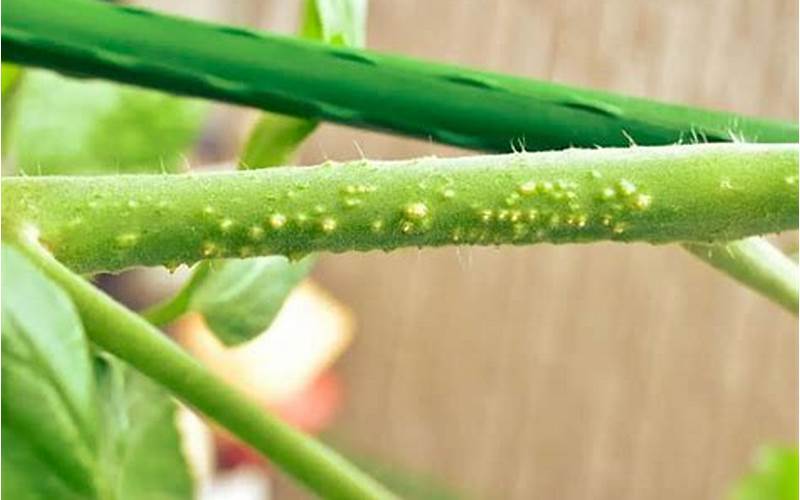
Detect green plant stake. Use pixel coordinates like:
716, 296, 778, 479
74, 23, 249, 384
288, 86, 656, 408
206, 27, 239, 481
3, 0, 795, 152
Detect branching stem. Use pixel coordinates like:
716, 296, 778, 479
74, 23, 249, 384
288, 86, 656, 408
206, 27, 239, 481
12, 236, 397, 500
684, 238, 799, 314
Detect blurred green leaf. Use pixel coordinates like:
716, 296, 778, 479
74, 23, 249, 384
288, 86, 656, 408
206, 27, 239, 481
239, 0, 367, 169
152, 1, 367, 345
2, 64, 25, 155
301, 0, 368, 47
1, 245, 194, 499
2, 244, 99, 499
95, 354, 194, 500
2, 63, 22, 95
730, 446, 798, 500
239, 114, 317, 169
188, 256, 316, 346
5, 69, 207, 175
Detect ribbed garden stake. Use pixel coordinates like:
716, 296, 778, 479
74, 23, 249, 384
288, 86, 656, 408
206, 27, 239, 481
2, 0, 796, 153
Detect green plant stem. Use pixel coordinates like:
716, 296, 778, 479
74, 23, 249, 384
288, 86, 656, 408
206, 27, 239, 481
3, 0, 796, 154
684, 238, 799, 313
3, 143, 797, 274
140, 261, 211, 325
3, 0, 798, 312
11, 235, 396, 500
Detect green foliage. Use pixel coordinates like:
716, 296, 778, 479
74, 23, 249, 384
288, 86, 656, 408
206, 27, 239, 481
730, 447, 798, 500
240, 0, 367, 169
1, 245, 194, 500
12, 240, 397, 500
94, 354, 194, 500
2, 245, 98, 499
1, 63, 22, 94
187, 256, 316, 345
4, 69, 206, 175
240, 115, 318, 169
301, 0, 367, 47
1, 63, 24, 154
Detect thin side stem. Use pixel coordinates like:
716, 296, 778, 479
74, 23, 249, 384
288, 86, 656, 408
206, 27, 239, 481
13, 236, 397, 500
3, 0, 796, 153
3, 144, 797, 274
683, 238, 799, 314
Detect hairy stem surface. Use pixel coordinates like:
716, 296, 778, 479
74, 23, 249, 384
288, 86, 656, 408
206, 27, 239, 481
3, 144, 797, 274
12, 236, 396, 500
3, 0, 796, 153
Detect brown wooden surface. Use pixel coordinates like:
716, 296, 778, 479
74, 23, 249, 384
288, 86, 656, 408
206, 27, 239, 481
308, 2, 798, 499
153, 1, 798, 498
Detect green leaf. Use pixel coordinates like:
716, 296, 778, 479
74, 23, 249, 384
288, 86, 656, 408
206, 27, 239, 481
239, 114, 318, 170
301, 0, 368, 47
2, 64, 25, 156
239, 0, 367, 170
94, 354, 195, 500
1, 63, 22, 95
1, 244, 98, 499
188, 256, 316, 346
1, 245, 194, 499
5, 69, 206, 175
730, 447, 799, 500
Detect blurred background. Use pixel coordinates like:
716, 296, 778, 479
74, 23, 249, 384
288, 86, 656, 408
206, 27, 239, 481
5, 1, 798, 499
